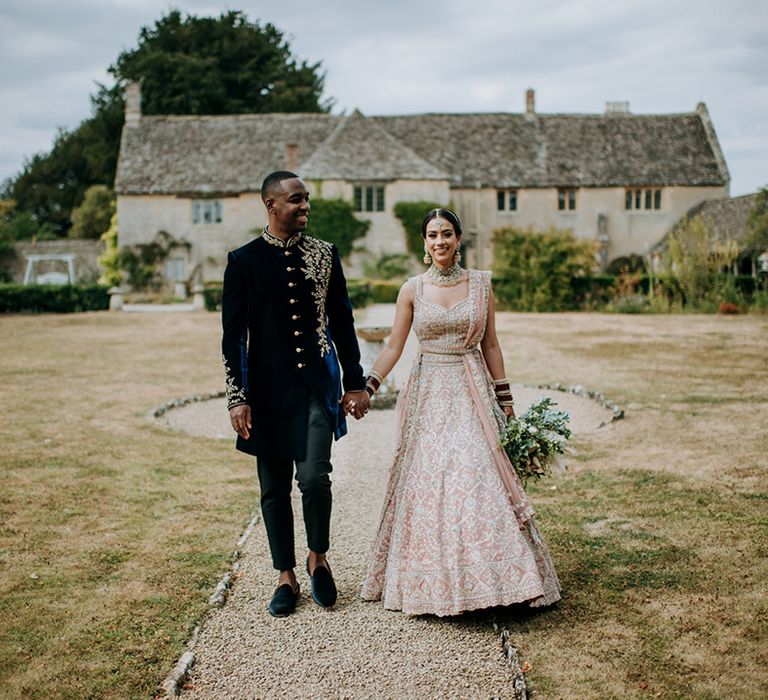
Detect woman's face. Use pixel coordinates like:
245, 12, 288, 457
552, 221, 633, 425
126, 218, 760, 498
424, 217, 461, 267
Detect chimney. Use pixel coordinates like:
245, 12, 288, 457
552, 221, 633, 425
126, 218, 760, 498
125, 82, 142, 126
286, 143, 300, 171
525, 88, 535, 115
605, 101, 630, 114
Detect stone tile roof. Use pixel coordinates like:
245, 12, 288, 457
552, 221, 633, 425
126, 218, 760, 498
116, 106, 728, 194
653, 193, 760, 253
300, 109, 447, 181
373, 110, 728, 188
116, 113, 338, 195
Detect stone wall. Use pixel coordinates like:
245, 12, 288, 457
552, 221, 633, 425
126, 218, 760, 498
1, 239, 104, 284
115, 181, 729, 282
117, 193, 266, 285
452, 183, 729, 269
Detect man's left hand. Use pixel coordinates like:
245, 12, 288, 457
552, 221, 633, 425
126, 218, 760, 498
340, 390, 370, 419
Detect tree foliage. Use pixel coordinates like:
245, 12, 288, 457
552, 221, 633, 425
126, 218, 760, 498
98, 213, 122, 287
70, 185, 116, 239
746, 186, 768, 255
362, 253, 412, 280
110, 10, 330, 115
668, 215, 742, 309
307, 198, 369, 259
393, 201, 445, 260
6, 10, 330, 236
7, 85, 125, 237
492, 227, 598, 311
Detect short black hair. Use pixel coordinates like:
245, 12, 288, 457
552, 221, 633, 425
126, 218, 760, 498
261, 170, 300, 202
421, 207, 463, 238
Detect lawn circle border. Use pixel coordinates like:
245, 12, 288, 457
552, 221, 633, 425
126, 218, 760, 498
528, 382, 625, 425
148, 383, 625, 427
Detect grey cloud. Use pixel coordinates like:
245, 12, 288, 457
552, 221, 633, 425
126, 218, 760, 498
0, 0, 766, 194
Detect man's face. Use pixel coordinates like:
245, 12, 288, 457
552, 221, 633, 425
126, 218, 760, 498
267, 177, 311, 232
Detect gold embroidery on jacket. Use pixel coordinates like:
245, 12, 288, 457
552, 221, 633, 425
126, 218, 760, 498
222, 354, 247, 408
261, 228, 302, 248
299, 237, 333, 356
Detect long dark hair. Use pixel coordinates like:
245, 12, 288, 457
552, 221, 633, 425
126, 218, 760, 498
421, 208, 463, 238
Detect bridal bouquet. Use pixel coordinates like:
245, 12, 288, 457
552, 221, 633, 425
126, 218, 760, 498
499, 397, 572, 487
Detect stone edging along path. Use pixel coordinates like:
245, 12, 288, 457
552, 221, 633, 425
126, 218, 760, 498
155, 511, 261, 699
150, 385, 624, 699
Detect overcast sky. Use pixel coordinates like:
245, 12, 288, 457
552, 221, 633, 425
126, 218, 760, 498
1, 0, 766, 195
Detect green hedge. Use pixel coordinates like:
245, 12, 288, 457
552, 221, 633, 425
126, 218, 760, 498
493, 274, 688, 311
201, 282, 382, 312
346, 281, 372, 309
370, 280, 401, 303
0, 284, 110, 313
204, 287, 223, 312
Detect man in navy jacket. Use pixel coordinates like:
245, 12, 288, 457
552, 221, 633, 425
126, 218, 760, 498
222, 170, 369, 616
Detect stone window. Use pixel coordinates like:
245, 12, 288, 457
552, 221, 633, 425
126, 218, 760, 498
625, 188, 662, 211
354, 185, 385, 212
164, 257, 186, 281
497, 190, 518, 212
192, 199, 222, 224
558, 188, 576, 211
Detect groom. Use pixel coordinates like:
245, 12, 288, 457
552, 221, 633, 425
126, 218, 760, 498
221, 170, 370, 617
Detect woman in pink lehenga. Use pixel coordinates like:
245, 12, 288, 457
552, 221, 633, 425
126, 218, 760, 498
359, 208, 561, 617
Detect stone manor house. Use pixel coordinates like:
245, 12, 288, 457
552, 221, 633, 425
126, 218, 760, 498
115, 84, 730, 282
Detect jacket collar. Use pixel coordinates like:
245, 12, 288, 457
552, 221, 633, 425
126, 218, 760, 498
262, 227, 303, 248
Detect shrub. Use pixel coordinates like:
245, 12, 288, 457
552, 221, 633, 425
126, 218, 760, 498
308, 199, 370, 259
606, 254, 645, 275
370, 280, 401, 303
69, 185, 115, 240
346, 280, 372, 309
203, 280, 374, 312
393, 201, 445, 261
668, 216, 743, 309
0, 284, 109, 313
98, 213, 122, 286
745, 186, 768, 256
492, 226, 598, 311
203, 286, 222, 312
569, 274, 616, 309
751, 278, 768, 313
362, 252, 411, 280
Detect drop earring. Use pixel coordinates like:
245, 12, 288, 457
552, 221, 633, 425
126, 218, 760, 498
423, 249, 432, 265
454, 245, 462, 264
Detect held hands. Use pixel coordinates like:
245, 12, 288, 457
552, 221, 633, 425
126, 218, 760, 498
229, 404, 252, 439
340, 390, 370, 420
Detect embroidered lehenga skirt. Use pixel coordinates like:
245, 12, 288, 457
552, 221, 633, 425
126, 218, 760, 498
361, 270, 561, 616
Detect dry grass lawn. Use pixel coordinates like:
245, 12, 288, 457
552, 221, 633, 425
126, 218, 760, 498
497, 312, 768, 699
0, 310, 766, 699
1, 312, 256, 698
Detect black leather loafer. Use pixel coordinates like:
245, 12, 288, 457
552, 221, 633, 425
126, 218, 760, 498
306, 558, 337, 608
267, 582, 300, 617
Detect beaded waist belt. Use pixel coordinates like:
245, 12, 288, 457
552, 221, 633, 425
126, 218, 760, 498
419, 347, 479, 364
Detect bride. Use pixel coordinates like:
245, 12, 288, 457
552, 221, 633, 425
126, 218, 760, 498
359, 208, 561, 616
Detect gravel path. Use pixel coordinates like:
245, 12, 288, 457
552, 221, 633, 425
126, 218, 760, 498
164, 305, 614, 698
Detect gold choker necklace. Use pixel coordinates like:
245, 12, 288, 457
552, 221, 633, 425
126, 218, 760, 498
424, 263, 465, 287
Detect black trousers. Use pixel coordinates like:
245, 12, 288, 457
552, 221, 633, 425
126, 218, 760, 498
256, 392, 333, 571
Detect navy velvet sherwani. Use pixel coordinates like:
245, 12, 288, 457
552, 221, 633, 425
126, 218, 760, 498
221, 230, 365, 460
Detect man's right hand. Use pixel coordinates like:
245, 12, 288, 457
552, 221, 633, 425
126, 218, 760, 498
229, 404, 252, 439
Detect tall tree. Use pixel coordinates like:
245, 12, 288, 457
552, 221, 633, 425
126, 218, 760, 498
7, 10, 329, 236
110, 10, 330, 115
746, 186, 768, 256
